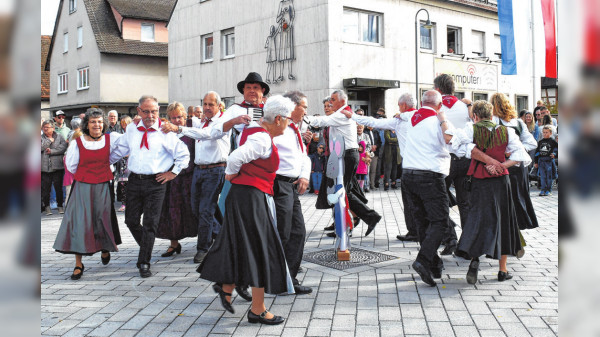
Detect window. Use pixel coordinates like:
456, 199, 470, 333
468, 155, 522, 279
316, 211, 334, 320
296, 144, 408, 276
222, 29, 235, 58
516, 95, 528, 112
447, 26, 462, 54
493, 34, 502, 59
223, 97, 235, 109
63, 33, 68, 53
455, 92, 465, 99
343, 9, 382, 45
77, 67, 89, 90
69, 0, 76, 13
58, 73, 68, 94
472, 30, 485, 57
77, 26, 83, 48
473, 92, 488, 101
420, 21, 435, 51
202, 34, 213, 62
141, 23, 155, 42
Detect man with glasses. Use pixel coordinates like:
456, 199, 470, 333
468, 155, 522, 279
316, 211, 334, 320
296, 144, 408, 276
111, 95, 190, 278
53, 110, 71, 141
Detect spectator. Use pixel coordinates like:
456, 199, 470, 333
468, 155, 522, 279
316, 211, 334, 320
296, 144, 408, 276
356, 141, 370, 189
309, 144, 326, 194
115, 116, 132, 212
53, 110, 71, 141
41, 120, 68, 215
534, 125, 558, 196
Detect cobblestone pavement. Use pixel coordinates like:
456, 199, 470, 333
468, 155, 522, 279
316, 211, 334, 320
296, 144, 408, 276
41, 186, 558, 337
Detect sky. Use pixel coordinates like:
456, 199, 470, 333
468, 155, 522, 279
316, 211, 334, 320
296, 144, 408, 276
41, 0, 61, 35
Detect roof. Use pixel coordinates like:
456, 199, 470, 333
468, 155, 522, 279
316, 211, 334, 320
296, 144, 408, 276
41, 35, 51, 99
45, 0, 172, 71
106, 0, 176, 21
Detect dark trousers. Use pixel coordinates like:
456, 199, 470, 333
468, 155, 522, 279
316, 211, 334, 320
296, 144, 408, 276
369, 156, 378, 188
274, 178, 306, 283
400, 165, 417, 236
384, 147, 398, 185
125, 175, 167, 266
401, 170, 449, 269
191, 166, 225, 252
344, 149, 380, 225
443, 156, 471, 243
42, 170, 64, 208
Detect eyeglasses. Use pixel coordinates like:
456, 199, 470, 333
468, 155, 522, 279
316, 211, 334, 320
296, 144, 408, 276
140, 109, 159, 114
56, 115, 65, 119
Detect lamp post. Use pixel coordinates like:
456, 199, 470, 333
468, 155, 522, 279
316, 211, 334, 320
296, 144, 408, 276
415, 8, 433, 106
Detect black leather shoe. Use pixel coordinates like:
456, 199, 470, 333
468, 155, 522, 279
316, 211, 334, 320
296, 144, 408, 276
293, 285, 313, 295
326, 232, 336, 238
247, 310, 285, 325
193, 251, 207, 264
498, 271, 513, 282
364, 214, 382, 237
213, 283, 235, 314
466, 260, 479, 284
396, 234, 418, 242
440, 240, 457, 256
101, 252, 111, 265
139, 263, 152, 278
236, 286, 252, 301
161, 243, 182, 257
324, 223, 335, 231
70, 263, 84, 280
431, 266, 444, 279
412, 261, 436, 286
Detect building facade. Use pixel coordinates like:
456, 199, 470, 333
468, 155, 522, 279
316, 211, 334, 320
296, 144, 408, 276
169, 0, 551, 116
46, 0, 176, 117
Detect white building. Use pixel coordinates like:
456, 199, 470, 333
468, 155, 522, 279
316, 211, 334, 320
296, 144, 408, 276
168, 0, 551, 116
46, 0, 176, 117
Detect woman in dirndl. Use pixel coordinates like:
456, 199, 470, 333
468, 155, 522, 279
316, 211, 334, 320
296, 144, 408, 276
197, 95, 295, 325
156, 102, 198, 256
53, 108, 122, 280
448, 100, 531, 284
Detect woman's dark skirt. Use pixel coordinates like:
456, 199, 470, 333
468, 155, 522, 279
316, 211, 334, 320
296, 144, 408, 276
197, 184, 289, 295
53, 181, 121, 255
156, 171, 198, 240
508, 165, 539, 230
455, 175, 522, 260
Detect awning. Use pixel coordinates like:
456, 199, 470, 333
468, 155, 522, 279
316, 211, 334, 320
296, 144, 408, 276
343, 78, 400, 89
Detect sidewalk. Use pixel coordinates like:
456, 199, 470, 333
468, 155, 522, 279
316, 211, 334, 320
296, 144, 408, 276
41, 187, 558, 337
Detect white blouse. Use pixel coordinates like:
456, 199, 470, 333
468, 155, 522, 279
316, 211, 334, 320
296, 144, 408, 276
65, 134, 120, 174
225, 122, 273, 175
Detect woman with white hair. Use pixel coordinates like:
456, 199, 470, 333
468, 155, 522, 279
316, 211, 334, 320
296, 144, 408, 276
197, 95, 295, 325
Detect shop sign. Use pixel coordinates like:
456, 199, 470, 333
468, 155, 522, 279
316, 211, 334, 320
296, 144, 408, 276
434, 58, 498, 91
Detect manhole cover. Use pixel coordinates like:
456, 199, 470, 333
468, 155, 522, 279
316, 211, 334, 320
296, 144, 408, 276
303, 248, 398, 270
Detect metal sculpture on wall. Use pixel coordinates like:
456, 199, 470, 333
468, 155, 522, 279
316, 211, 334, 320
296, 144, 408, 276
265, 0, 295, 83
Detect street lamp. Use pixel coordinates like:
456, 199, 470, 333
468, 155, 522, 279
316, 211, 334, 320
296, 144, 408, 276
415, 8, 433, 106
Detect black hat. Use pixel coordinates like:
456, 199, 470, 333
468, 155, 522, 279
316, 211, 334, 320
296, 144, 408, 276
237, 72, 270, 96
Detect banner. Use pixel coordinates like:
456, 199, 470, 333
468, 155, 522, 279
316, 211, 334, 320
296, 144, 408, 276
434, 58, 498, 92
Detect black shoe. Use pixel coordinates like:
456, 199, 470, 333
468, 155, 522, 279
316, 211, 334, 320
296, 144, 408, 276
440, 240, 457, 256
391, 183, 397, 190
326, 232, 336, 238
364, 214, 382, 237
431, 266, 444, 279
236, 286, 252, 301
101, 252, 111, 265
161, 243, 182, 257
213, 283, 235, 314
353, 217, 360, 228
293, 285, 313, 295
364, 188, 370, 193
139, 263, 152, 278
498, 271, 513, 282
374, 183, 380, 188
396, 234, 418, 242
70, 263, 84, 280
384, 184, 389, 191
466, 260, 479, 284
194, 251, 207, 264
412, 261, 436, 286
324, 223, 335, 231
247, 310, 285, 325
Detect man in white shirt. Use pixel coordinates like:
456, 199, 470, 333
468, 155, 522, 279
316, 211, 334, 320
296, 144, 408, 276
435, 74, 471, 256
162, 92, 230, 265
306, 90, 382, 236
401, 90, 452, 287
111, 95, 190, 278
272, 90, 312, 295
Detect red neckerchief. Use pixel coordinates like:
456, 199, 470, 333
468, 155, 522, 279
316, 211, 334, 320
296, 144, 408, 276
289, 123, 304, 153
238, 101, 264, 108
442, 95, 459, 109
136, 119, 161, 149
411, 107, 437, 126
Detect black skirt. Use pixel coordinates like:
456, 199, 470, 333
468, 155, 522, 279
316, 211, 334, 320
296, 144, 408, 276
508, 165, 539, 230
197, 184, 289, 295
455, 175, 522, 260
